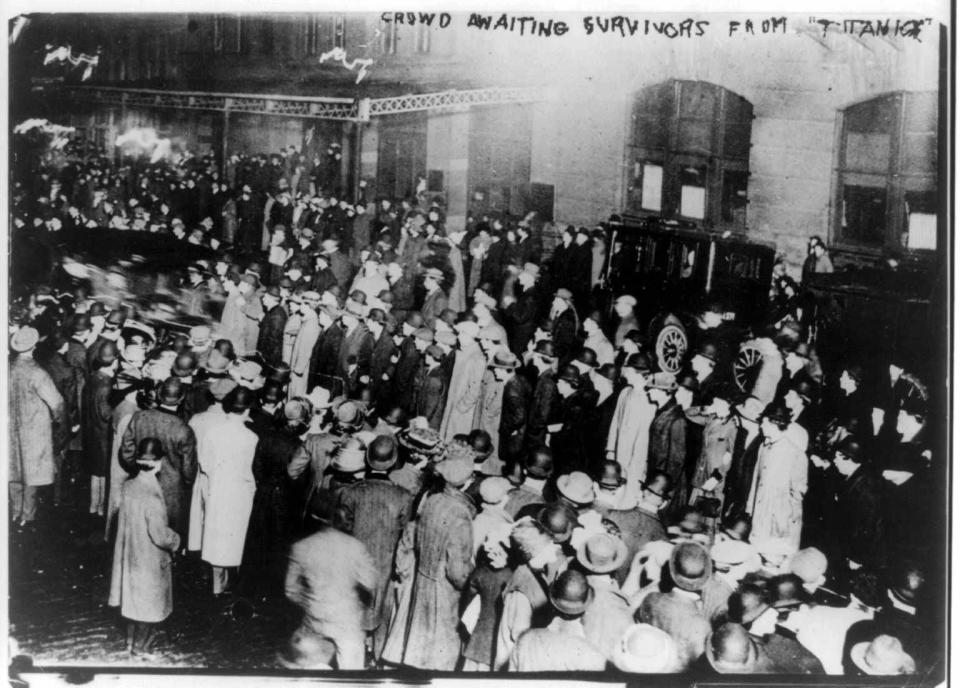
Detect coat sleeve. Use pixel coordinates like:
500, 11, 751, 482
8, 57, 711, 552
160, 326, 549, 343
178, 425, 199, 484
120, 415, 138, 471
34, 368, 66, 428
146, 497, 181, 553
444, 513, 475, 590
501, 382, 528, 435
496, 591, 533, 670
669, 416, 688, 472
455, 360, 484, 413
284, 543, 307, 606
394, 519, 417, 581
606, 392, 626, 453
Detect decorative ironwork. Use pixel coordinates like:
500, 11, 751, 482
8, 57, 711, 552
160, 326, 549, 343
56, 85, 548, 121
367, 87, 546, 116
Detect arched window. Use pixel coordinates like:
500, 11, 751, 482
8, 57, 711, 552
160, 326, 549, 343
625, 80, 753, 231
834, 92, 938, 251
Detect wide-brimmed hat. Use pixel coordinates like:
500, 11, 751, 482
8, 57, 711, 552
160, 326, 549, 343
623, 352, 652, 372
307, 386, 333, 411
669, 541, 713, 592
230, 360, 265, 390
423, 267, 444, 282
434, 452, 474, 487
613, 624, 679, 673
479, 476, 512, 504
10, 327, 39, 353
576, 532, 628, 574
549, 570, 594, 616
645, 372, 678, 392
850, 635, 916, 676
711, 539, 755, 572
705, 624, 760, 673
473, 291, 497, 310
789, 548, 828, 587
204, 349, 231, 374
557, 471, 596, 505
554, 288, 574, 302
398, 424, 443, 456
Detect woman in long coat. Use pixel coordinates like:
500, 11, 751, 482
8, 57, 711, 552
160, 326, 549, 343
439, 332, 486, 441
748, 411, 808, 552
108, 438, 181, 654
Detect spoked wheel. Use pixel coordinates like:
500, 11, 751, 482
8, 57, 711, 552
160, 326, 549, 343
734, 343, 764, 392
655, 323, 688, 374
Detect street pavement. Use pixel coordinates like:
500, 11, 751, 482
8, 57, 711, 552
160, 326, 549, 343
8, 464, 301, 669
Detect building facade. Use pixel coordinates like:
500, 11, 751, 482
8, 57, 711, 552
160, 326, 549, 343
23, 12, 944, 271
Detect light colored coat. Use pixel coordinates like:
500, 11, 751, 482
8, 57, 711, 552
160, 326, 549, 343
439, 342, 486, 441
106, 395, 138, 539
219, 292, 247, 356
447, 242, 467, 313
474, 368, 506, 455
584, 330, 616, 366
108, 471, 181, 622
190, 413, 258, 566
9, 355, 64, 487
288, 309, 321, 398
606, 385, 656, 501
747, 435, 808, 551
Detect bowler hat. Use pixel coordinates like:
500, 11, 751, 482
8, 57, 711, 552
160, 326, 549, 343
158, 377, 186, 406
557, 471, 596, 505
790, 376, 817, 405
597, 460, 626, 488
623, 352, 652, 372
789, 548, 828, 587
835, 436, 864, 462
525, 447, 554, 479
695, 340, 719, 363
705, 624, 760, 673
761, 400, 792, 426
576, 532, 628, 574
669, 541, 713, 592
533, 339, 557, 360
335, 401, 363, 429
730, 584, 771, 625
71, 314, 92, 333
850, 635, 916, 676
677, 371, 699, 392
554, 288, 574, 301
105, 309, 127, 327
172, 351, 198, 377
435, 452, 474, 487
768, 573, 808, 609
261, 381, 285, 406
204, 349, 231, 374
557, 364, 582, 387
549, 570, 594, 616
490, 351, 519, 370
367, 434, 398, 471
538, 504, 575, 544
95, 340, 120, 367
267, 362, 292, 384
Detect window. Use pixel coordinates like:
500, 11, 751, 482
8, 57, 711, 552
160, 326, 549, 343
835, 92, 938, 252
416, 23, 430, 53
382, 18, 398, 54
214, 15, 242, 54
625, 80, 753, 231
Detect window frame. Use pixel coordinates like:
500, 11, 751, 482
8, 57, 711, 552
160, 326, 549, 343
624, 79, 753, 233
832, 91, 939, 255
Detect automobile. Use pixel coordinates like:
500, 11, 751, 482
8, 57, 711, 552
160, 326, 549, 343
599, 214, 776, 376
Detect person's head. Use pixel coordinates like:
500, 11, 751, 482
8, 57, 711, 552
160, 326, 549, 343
222, 386, 255, 417
622, 352, 652, 386
561, 225, 576, 246
759, 401, 791, 440
413, 327, 434, 353
645, 372, 677, 407
556, 364, 581, 398
839, 365, 863, 395
691, 342, 718, 381
809, 236, 825, 257
134, 437, 165, 476
639, 470, 672, 511
455, 320, 480, 349
525, 446, 554, 481
583, 316, 601, 337
831, 436, 864, 478
896, 402, 926, 440
700, 301, 724, 329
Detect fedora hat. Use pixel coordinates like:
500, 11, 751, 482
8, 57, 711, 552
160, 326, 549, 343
576, 532, 628, 574
490, 351, 519, 370
669, 541, 713, 592
613, 624, 680, 673
850, 635, 916, 676
835, 436, 864, 462
557, 471, 596, 505
549, 569, 594, 616
10, 327, 39, 353
705, 624, 760, 673
768, 573, 809, 609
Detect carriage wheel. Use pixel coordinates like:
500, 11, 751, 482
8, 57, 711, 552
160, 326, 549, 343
734, 344, 764, 392
655, 323, 688, 374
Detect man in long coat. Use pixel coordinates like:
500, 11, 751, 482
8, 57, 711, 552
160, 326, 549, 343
439, 321, 487, 441
9, 327, 65, 525
190, 387, 259, 594
289, 293, 322, 398
383, 452, 476, 670
420, 268, 449, 330
413, 345, 449, 431
645, 372, 690, 517
337, 435, 414, 660
367, 310, 396, 405
120, 377, 199, 539
605, 353, 656, 505
747, 401, 808, 552
257, 286, 288, 369
474, 351, 515, 458
309, 307, 345, 395
336, 304, 374, 398
82, 341, 119, 517
498, 353, 531, 465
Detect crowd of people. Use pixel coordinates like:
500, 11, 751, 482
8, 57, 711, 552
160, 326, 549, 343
8, 138, 943, 677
